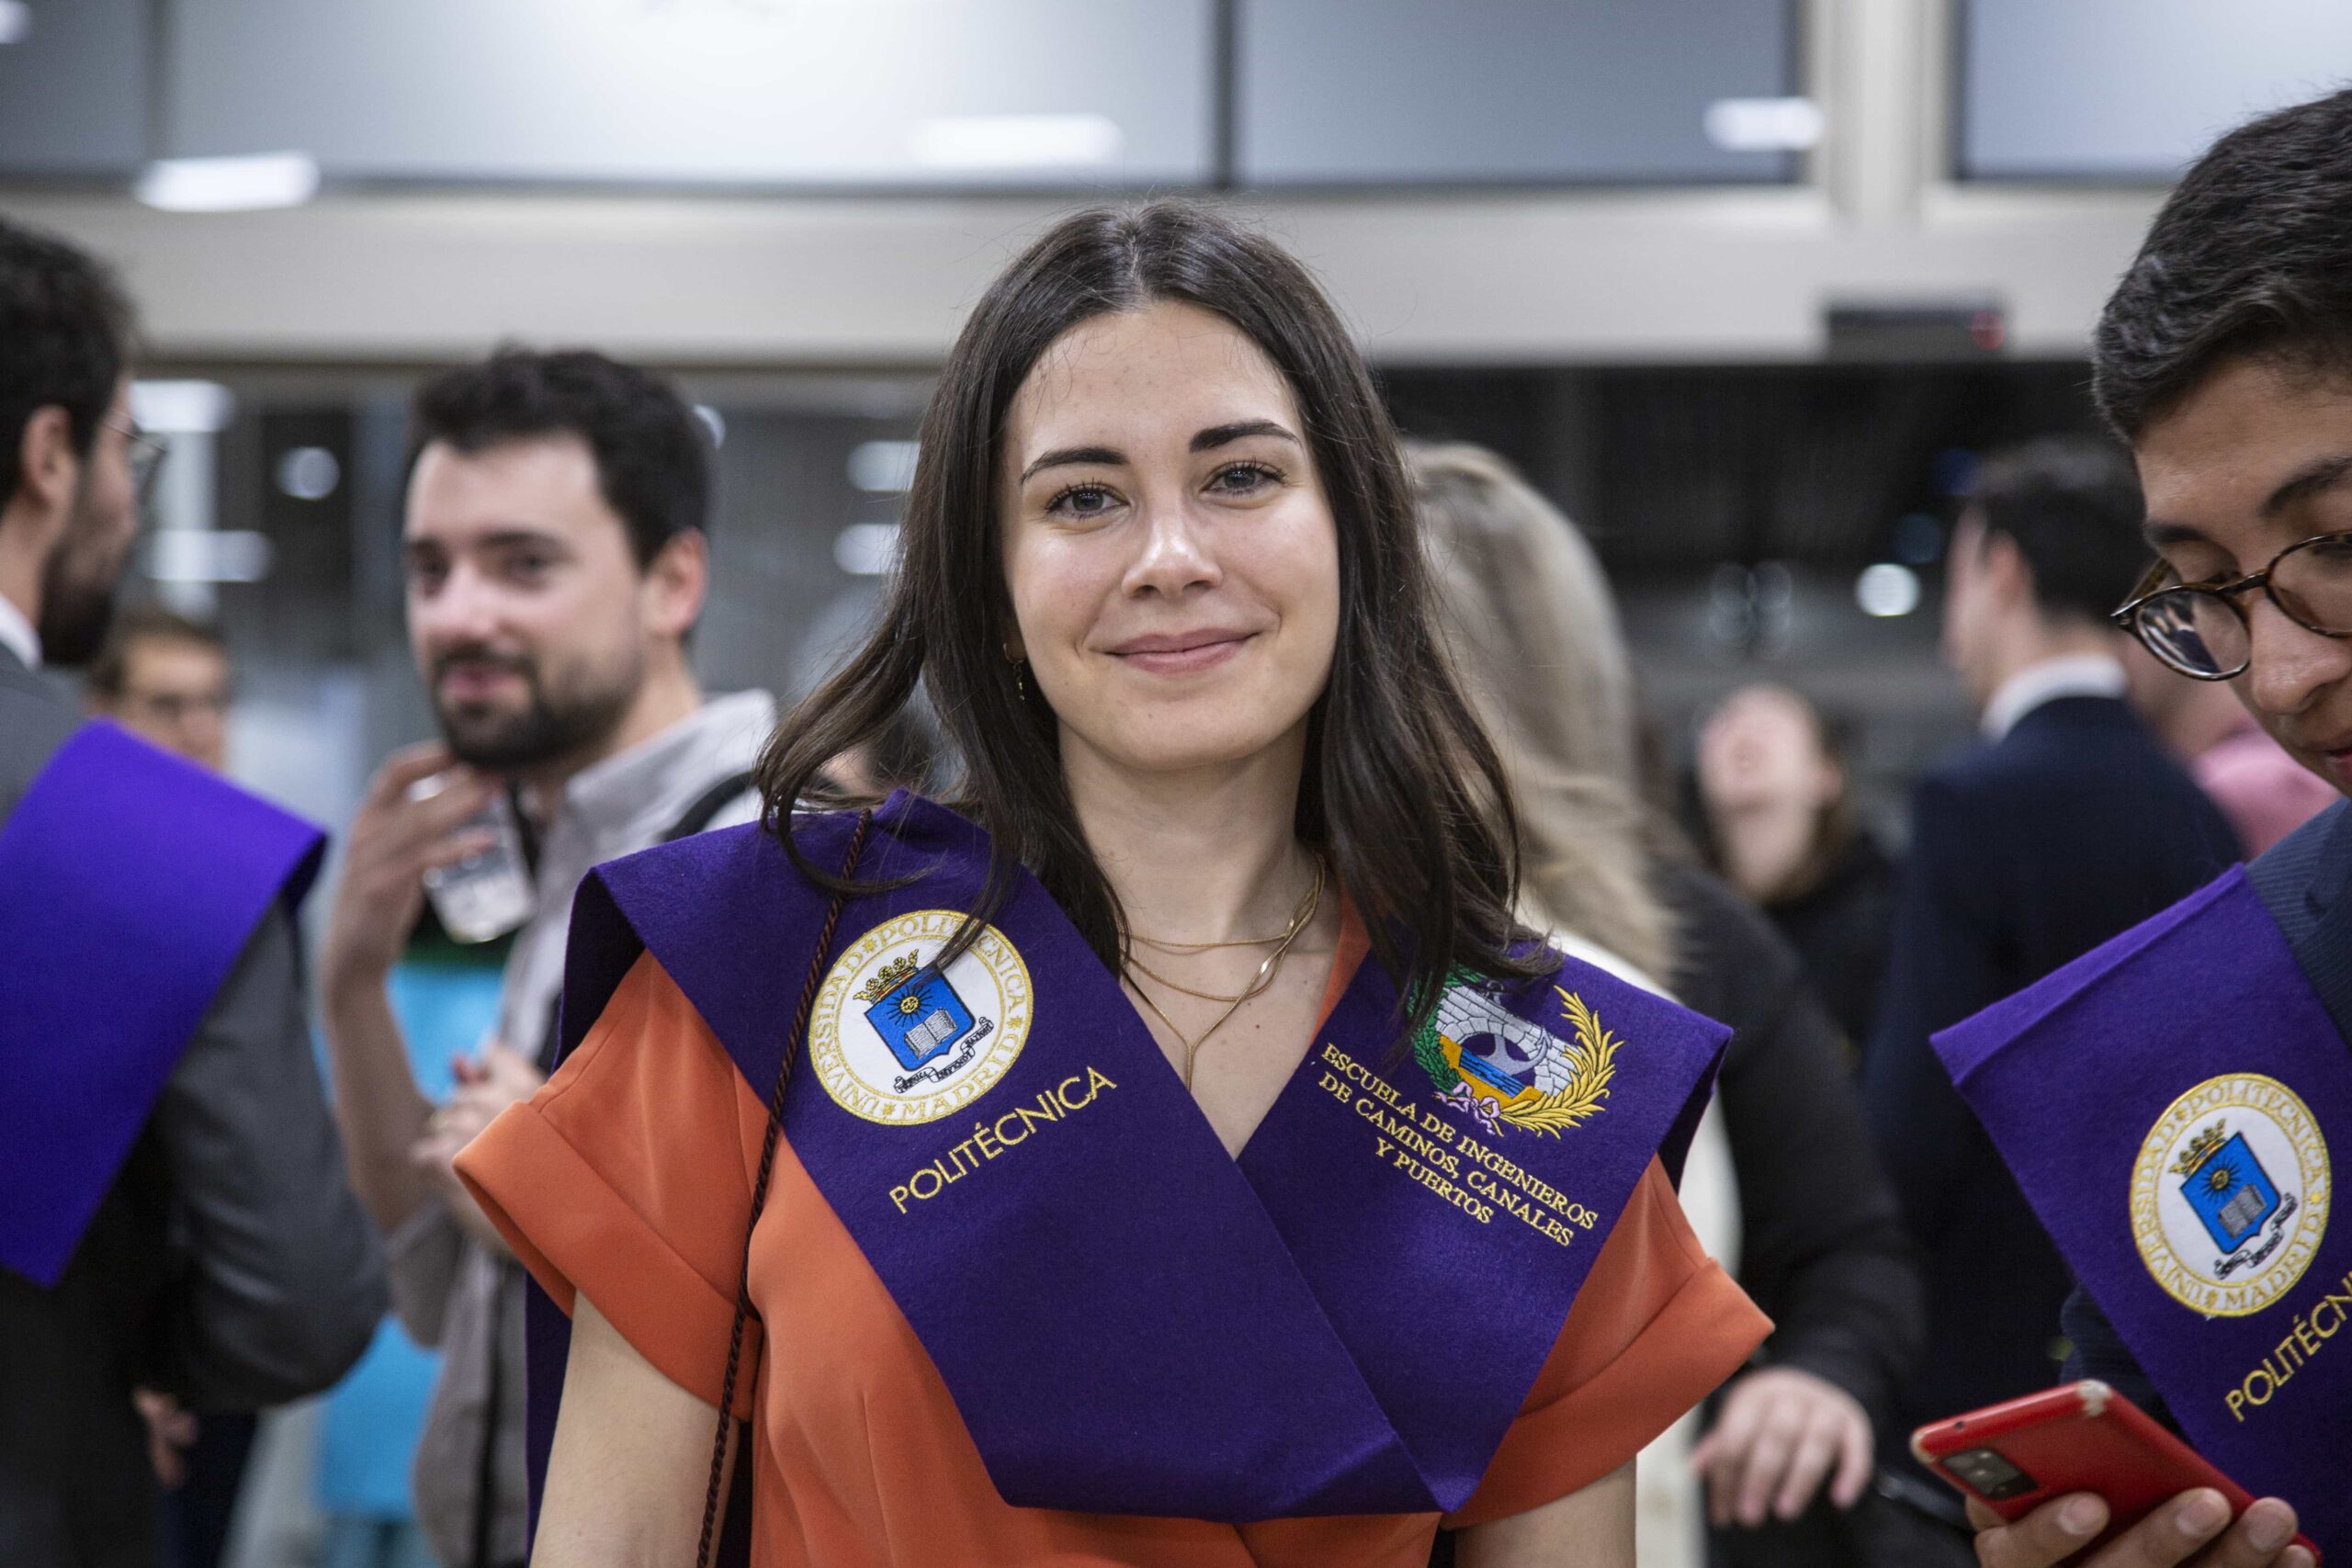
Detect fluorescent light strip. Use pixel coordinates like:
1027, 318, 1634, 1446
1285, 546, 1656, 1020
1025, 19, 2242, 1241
149, 531, 275, 585
907, 115, 1122, 171
134, 153, 320, 213
1703, 97, 1823, 153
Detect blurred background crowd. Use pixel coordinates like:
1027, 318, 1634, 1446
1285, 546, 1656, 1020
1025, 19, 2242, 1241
4, 2, 2347, 1565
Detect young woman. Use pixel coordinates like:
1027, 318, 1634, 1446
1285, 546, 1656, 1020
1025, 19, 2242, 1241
457, 204, 1767, 1567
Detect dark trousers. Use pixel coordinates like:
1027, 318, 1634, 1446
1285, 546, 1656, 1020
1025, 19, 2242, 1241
160, 1413, 258, 1568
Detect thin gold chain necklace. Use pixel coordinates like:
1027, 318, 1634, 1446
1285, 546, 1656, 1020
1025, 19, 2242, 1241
1128, 862, 1324, 953
1121, 862, 1323, 1003
1123, 860, 1324, 1088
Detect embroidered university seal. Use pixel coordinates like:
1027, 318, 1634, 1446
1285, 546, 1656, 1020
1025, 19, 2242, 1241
2131, 1074, 2331, 1317
1412, 977, 1618, 1138
809, 909, 1032, 1125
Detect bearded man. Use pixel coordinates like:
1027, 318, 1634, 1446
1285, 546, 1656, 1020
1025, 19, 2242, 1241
319, 348, 773, 1568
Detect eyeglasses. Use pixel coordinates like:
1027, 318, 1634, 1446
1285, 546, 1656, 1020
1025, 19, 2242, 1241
105, 416, 168, 501
2111, 531, 2352, 680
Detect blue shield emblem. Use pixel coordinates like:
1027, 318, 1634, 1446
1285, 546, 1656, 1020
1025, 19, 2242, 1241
864, 967, 978, 1071
2179, 1132, 2282, 1254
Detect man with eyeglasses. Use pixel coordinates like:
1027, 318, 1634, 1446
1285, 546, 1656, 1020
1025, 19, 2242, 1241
86, 606, 234, 774
1962, 89, 2352, 1568
0, 214, 385, 1566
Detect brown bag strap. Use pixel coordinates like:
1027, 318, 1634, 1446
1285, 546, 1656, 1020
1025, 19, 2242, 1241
696, 808, 875, 1568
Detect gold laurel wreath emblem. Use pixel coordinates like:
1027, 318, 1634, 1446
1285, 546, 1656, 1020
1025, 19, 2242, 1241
1494, 987, 1621, 1136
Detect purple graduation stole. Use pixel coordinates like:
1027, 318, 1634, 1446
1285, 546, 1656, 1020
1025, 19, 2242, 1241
1935, 869, 2349, 1552
526, 793, 1727, 1542
0, 722, 324, 1286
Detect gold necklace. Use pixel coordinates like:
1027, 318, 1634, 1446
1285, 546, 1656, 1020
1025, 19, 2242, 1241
1128, 862, 1324, 953
1124, 861, 1324, 1088
1121, 950, 1283, 1005
1121, 863, 1323, 1003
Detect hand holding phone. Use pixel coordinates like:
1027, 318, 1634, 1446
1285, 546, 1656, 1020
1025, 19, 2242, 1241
1914, 1382, 2320, 1563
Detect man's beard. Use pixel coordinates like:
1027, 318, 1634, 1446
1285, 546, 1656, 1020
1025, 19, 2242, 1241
430, 644, 642, 772
35, 489, 127, 668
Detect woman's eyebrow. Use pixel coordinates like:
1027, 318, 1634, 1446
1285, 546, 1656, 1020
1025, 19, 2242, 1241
1192, 419, 1298, 452
1019, 445, 1124, 483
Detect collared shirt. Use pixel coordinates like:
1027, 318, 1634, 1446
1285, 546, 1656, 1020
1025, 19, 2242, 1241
1981, 653, 2129, 742
390, 687, 775, 1568
2197, 709, 2338, 857
0, 593, 40, 671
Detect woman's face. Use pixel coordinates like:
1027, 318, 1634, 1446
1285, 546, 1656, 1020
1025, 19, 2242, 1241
1696, 685, 1840, 816
999, 300, 1340, 783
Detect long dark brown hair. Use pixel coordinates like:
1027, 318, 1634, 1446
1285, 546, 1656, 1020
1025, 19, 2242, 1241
757, 201, 1544, 1030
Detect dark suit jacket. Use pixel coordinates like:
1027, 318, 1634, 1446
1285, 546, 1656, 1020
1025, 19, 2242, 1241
0, 644, 386, 1568
1862, 694, 2238, 1481
2065, 795, 2352, 1427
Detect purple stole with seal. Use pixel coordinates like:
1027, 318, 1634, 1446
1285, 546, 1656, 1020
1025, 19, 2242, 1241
524, 792, 1728, 1550
1934, 868, 2348, 1551
0, 722, 324, 1286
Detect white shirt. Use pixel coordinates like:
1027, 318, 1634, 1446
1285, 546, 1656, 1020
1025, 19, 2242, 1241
1981, 653, 2128, 742
0, 593, 39, 670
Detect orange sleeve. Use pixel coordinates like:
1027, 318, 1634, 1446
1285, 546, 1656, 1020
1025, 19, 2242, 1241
1442, 1156, 1771, 1529
454, 951, 764, 1417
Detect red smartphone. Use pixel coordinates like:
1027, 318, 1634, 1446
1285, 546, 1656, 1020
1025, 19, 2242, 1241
1912, 1382, 2321, 1561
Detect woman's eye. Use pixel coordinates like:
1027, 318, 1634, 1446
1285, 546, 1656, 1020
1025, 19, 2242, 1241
1207, 462, 1279, 496
1046, 483, 1119, 519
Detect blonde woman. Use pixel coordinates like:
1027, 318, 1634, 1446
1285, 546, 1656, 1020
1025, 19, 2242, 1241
1413, 443, 1923, 1568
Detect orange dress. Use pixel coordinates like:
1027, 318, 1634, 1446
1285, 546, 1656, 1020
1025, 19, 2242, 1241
458, 908, 1768, 1567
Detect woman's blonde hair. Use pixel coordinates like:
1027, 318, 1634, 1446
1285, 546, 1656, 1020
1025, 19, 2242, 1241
1409, 442, 1677, 980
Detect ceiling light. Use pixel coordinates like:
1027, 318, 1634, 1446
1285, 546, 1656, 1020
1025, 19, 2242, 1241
833, 523, 899, 577
1703, 97, 1823, 153
847, 440, 920, 493
1855, 563, 1921, 618
0, 3, 32, 45
130, 380, 234, 434
134, 152, 320, 213
148, 531, 275, 584
275, 446, 341, 501
907, 115, 1122, 171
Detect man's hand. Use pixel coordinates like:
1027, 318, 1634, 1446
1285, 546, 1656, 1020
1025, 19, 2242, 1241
134, 1389, 197, 1490
1688, 1365, 1873, 1527
412, 1043, 545, 1252
1970, 1490, 2311, 1568
321, 743, 496, 992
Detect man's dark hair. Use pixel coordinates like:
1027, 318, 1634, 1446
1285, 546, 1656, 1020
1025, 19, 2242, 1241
85, 604, 226, 701
1970, 436, 2150, 623
407, 346, 710, 567
0, 216, 135, 502
2095, 86, 2352, 439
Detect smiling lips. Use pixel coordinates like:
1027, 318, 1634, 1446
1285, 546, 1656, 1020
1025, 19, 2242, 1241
437, 661, 526, 702
1105, 629, 1256, 676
